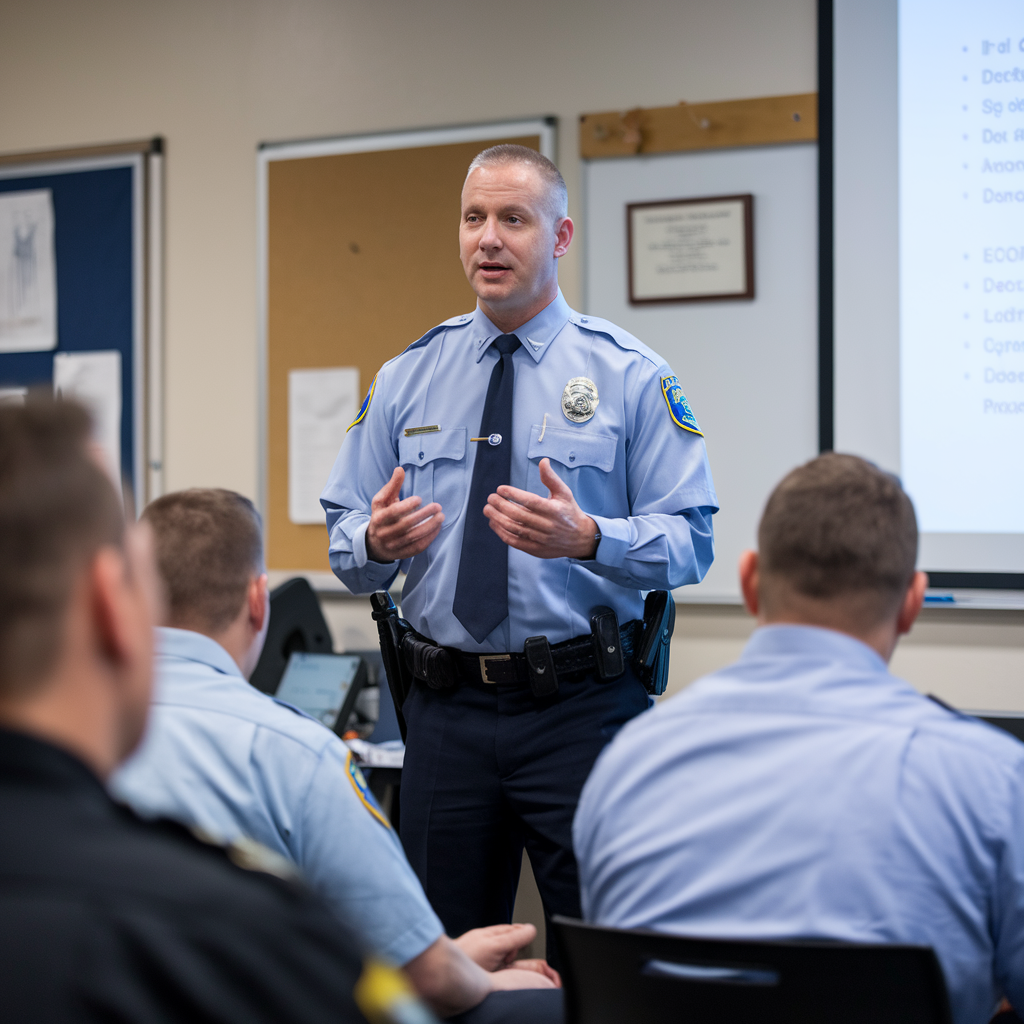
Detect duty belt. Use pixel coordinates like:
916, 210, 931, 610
372, 590, 675, 728
401, 618, 641, 698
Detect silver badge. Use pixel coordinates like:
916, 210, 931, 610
561, 377, 599, 423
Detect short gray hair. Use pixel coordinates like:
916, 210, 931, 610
465, 145, 568, 221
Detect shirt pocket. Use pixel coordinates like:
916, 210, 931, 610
526, 425, 618, 513
398, 428, 468, 530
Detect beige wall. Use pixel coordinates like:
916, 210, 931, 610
3, 0, 1022, 707
0, 0, 815, 497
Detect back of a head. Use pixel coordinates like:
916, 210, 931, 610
758, 453, 918, 630
0, 396, 124, 696
142, 488, 263, 636
466, 144, 568, 221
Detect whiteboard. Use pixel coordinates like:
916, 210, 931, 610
584, 144, 818, 600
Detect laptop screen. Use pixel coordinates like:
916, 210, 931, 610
275, 652, 362, 730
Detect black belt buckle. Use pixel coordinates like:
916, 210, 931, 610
590, 606, 625, 681
524, 636, 558, 697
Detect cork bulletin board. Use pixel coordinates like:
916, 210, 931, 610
258, 120, 556, 572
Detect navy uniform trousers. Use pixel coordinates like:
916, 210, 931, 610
399, 664, 650, 964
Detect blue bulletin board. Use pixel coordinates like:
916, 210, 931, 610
0, 140, 163, 501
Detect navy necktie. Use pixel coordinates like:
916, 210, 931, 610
453, 334, 521, 643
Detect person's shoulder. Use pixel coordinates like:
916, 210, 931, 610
10, 804, 368, 1023
264, 697, 344, 753
381, 310, 477, 369
913, 694, 1024, 769
7, 782, 307, 915
161, 659, 338, 758
566, 311, 667, 370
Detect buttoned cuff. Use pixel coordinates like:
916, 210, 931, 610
588, 515, 632, 568
354, 522, 400, 578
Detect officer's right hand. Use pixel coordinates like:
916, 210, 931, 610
488, 967, 558, 991
365, 467, 444, 563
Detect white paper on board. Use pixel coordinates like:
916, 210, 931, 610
289, 367, 359, 525
53, 351, 122, 485
0, 387, 26, 405
0, 190, 57, 353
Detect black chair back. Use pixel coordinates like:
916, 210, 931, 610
552, 917, 952, 1024
249, 577, 333, 694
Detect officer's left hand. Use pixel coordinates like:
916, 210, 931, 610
454, 923, 537, 970
484, 458, 599, 560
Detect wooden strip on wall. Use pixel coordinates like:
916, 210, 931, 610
580, 93, 817, 159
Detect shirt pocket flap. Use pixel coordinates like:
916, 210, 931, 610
527, 426, 617, 472
399, 428, 467, 467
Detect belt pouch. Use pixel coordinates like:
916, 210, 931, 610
402, 635, 457, 690
590, 606, 625, 681
523, 635, 558, 697
633, 590, 676, 695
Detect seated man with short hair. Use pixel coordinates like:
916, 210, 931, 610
112, 488, 559, 1023
574, 453, 1024, 1024
0, 399, 371, 1022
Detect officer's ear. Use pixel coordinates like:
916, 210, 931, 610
248, 573, 269, 634
553, 216, 573, 259
738, 550, 760, 618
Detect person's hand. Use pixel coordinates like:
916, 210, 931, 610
483, 458, 599, 559
487, 967, 558, 991
509, 959, 561, 987
365, 467, 443, 563
454, 923, 536, 971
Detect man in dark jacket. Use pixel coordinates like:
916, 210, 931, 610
0, 397, 384, 1023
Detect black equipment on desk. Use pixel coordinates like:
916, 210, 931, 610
250, 577, 333, 694
552, 917, 952, 1024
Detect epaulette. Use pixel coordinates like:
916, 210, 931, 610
396, 310, 475, 358
348, 313, 475, 431
566, 311, 664, 368
271, 696, 320, 723
190, 826, 301, 882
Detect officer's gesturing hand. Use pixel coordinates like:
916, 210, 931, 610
483, 457, 599, 560
365, 467, 444, 563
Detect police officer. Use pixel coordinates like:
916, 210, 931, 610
322, 145, 718, 959
0, 398, 371, 1024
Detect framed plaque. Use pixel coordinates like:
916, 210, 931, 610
627, 193, 754, 304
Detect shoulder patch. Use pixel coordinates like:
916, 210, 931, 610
661, 376, 703, 436
345, 750, 391, 829
347, 372, 377, 432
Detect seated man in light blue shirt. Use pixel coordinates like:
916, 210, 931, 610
573, 453, 1024, 1024
112, 488, 559, 1022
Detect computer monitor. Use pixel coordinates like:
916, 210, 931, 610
275, 652, 366, 737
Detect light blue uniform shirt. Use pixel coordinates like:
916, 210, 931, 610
110, 628, 443, 966
321, 291, 718, 652
573, 624, 1024, 1024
